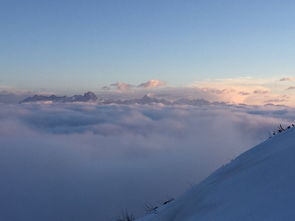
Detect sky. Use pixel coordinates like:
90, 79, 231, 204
1, 0, 295, 92
1, 2, 295, 219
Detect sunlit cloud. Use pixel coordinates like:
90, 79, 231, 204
253, 89, 269, 94
265, 97, 289, 104
109, 82, 134, 91
3, 77, 295, 106
137, 80, 166, 89
105, 80, 166, 92
286, 86, 295, 90
280, 77, 294, 82
191, 77, 295, 106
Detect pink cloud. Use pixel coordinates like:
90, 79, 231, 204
280, 77, 294, 82
137, 80, 166, 89
253, 89, 269, 94
110, 82, 134, 91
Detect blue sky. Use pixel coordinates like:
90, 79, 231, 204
1, 0, 295, 91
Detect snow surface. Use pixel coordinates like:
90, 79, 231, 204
137, 127, 295, 221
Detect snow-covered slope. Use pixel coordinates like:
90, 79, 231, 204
138, 127, 295, 221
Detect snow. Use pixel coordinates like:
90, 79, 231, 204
137, 127, 295, 221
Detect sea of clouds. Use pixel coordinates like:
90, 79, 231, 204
1, 103, 295, 220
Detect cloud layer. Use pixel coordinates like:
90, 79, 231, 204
192, 77, 295, 106
98, 77, 295, 107
2, 76, 295, 106
1, 102, 295, 220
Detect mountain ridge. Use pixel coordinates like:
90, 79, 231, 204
20, 93, 219, 106
20, 92, 98, 103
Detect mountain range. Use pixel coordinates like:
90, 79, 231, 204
20, 92, 98, 103
20, 92, 218, 106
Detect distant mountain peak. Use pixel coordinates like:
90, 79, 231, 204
20, 91, 97, 103
20, 92, 217, 107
